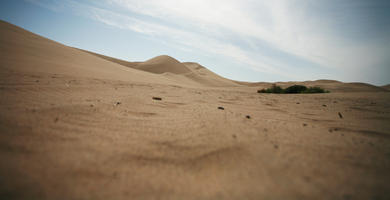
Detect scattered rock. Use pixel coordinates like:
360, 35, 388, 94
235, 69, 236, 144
218, 106, 224, 110
329, 128, 339, 132
115, 102, 121, 106
322, 104, 327, 107
338, 112, 343, 119
54, 117, 59, 123
246, 115, 251, 119
90, 104, 94, 107
296, 102, 300, 104
152, 97, 162, 101
333, 101, 338, 103
303, 123, 307, 127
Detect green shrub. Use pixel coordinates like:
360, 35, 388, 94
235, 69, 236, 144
257, 84, 284, 93
284, 85, 307, 93
303, 86, 328, 93
257, 84, 328, 94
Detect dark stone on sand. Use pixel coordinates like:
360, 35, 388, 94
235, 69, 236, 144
152, 97, 162, 101
303, 123, 307, 127
338, 112, 343, 119
296, 102, 300, 104
246, 115, 251, 119
322, 104, 327, 107
274, 144, 278, 149
115, 102, 121, 106
218, 106, 224, 110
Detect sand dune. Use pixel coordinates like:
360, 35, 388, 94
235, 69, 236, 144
382, 84, 390, 91
237, 79, 387, 93
78, 48, 141, 69
1, 20, 390, 200
0, 20, 174, 85
81, 49, 240, 87
134, 55, 191, 74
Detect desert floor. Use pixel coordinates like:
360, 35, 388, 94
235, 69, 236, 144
1, 20, 390, 200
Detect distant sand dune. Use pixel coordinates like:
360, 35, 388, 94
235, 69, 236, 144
81, 49, 240, 87
134, 55, 191, 74
382, 84, 390, 91
237, 80, 388, 93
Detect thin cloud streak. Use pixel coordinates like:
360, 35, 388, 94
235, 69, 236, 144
108, 0, 390, 78
26, 0, 390, 84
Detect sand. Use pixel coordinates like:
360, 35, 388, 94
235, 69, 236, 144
1, 20, 390, 200
382, 84, 390, 91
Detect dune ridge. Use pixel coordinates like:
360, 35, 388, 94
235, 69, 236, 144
382, 84, 390, 91
79, 47, 388, 92
134, 55, 191, 74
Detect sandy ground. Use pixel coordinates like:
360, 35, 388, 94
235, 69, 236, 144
1, 20, 390, 200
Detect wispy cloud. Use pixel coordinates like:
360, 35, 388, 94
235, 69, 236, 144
27, 0, 390, 84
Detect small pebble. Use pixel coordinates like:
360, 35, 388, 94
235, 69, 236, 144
218, 106, 224, 110
152, 97, 162, 101
338, 112, 343, 119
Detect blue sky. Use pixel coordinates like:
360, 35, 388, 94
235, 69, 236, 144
1, 0, 389, 85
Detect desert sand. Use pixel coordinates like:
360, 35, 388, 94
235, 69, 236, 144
382, 84, 390, 91
1, 20, 390, 200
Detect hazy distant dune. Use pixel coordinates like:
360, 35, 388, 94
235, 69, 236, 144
134, 55, 191, 74
382, 84, 390, 91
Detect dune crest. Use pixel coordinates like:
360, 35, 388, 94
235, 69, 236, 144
134, 55, 191, 75
382, 84, 390, 91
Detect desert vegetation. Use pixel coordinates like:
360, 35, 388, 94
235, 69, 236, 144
257, 84, 328, 94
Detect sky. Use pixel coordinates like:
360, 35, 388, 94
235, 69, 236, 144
1, 0, 389, 85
